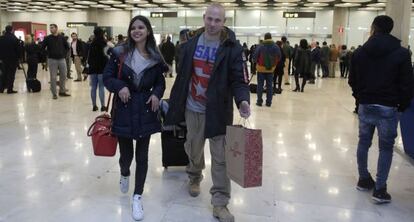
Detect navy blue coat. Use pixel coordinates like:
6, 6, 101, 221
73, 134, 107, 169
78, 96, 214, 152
103, 46, 167, 139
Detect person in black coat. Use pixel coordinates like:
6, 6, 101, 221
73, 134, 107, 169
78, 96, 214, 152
293, 39, 311, 92
175, 29, 190, 75
0, 25, 21, 93
309, 41, 321, 84
24, 35, 41, 79
103, 15, 167, 221
87, 28, 109, 111
349, 15, 414, 203
273, 40, 285, 94
160, 36, 175, 77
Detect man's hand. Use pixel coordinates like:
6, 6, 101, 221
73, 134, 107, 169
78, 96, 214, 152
239, 101, 250, 119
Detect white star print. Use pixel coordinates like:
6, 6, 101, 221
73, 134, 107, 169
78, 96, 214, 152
194, 81, 207, 98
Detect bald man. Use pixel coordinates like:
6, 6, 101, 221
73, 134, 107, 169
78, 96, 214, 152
166, 3, 250, 222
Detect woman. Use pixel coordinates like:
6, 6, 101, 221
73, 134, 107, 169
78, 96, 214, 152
339, 45, 350, 78
273, 41, 285, 94
103, 15, 167, 221
24, 35, 41, 79
293, 39, 311, 92
87, 28, 108, 111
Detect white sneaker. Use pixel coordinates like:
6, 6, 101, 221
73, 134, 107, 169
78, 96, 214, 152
132, 194, 144, 221
120, 175, 129, 194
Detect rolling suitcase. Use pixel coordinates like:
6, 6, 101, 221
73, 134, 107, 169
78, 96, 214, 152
161, 127, 189, 168
159, 99, 189, 168
22, 63, 41, 92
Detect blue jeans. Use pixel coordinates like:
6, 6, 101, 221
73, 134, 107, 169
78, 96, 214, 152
257, 73, 273, 106
357, 104, 398, 189
89, 74, 105, 107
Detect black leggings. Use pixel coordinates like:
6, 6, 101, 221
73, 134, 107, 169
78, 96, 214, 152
340, 62, 349, 78
273, 72, 283, 89
118, 136, 150, 195
294, 73, 308, 91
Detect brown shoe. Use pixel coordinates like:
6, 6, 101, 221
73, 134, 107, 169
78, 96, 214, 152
188, 179, 200, 197
213, 206, 235, 222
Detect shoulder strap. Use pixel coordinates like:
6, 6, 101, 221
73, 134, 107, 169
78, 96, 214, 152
105, 54, 126, 112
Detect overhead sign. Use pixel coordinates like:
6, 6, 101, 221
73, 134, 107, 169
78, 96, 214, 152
283, 12, 316, 18
150, 12, 178, 18
67, 22, 98, 28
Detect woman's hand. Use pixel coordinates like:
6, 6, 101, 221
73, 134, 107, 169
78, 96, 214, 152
118, 87, 130, 103
146, 95, 160, 112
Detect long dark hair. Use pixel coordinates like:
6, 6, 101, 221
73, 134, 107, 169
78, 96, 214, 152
125, 15, 162, 61
299, 39, 308, 49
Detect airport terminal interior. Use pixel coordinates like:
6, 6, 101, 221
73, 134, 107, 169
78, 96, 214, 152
1, 0, 414, 222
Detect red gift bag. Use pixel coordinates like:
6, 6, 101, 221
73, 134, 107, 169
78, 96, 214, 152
225, 125, 263, 188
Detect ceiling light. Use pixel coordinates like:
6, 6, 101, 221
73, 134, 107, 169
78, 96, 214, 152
274, 3, 297, 7
274, 0, 300, 2
90, 4, 110, 8
341, 0, 370, 3
359, 7, 384, 11
242, 0, 267, 3
334, 3, 361, 7
307, 0, 335, 2
99, 0, 122, 4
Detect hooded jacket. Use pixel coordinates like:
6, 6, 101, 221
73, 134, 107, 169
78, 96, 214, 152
165, 27, 250, 138
253, 39, 281, 73
103, 45, 167, 139
349, 33, 414, 111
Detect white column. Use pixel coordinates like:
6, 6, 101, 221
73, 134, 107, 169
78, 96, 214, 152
386, 0, 411, 47
331, 7, 348, 46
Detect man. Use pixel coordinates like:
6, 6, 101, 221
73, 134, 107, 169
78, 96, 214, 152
0, 25, 20, 94
349, 15, 414, 204
166, 3, 250, 222
320, 41, 330, 78
116, 34, 125, 46
281, 36, 290, 85
63, 35, 72, 79
315, 42, 322, 77
41, 24, 70, 99
175, 29, 190, 75
160, 36, 175, 77
70, 33, 85, 82
309, 41, 320, 84
329, 44, 339, 78
253, 33, 281, 107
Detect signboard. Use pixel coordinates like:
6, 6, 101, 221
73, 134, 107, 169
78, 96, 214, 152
150, 12, 178, 18
283, 12, 316, 18
67, 22, 98, 28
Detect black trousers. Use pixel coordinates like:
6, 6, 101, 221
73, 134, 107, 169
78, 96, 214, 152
294, 72, 308, 91
118, 136, 150, 195
340, 62, 350, 78
321, 61, 329, 77
27, 62, 38, 79
273, 72, 283, 90
1, 61, 18, 92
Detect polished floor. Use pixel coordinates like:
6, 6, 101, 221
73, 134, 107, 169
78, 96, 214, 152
1, 67, 414, 222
